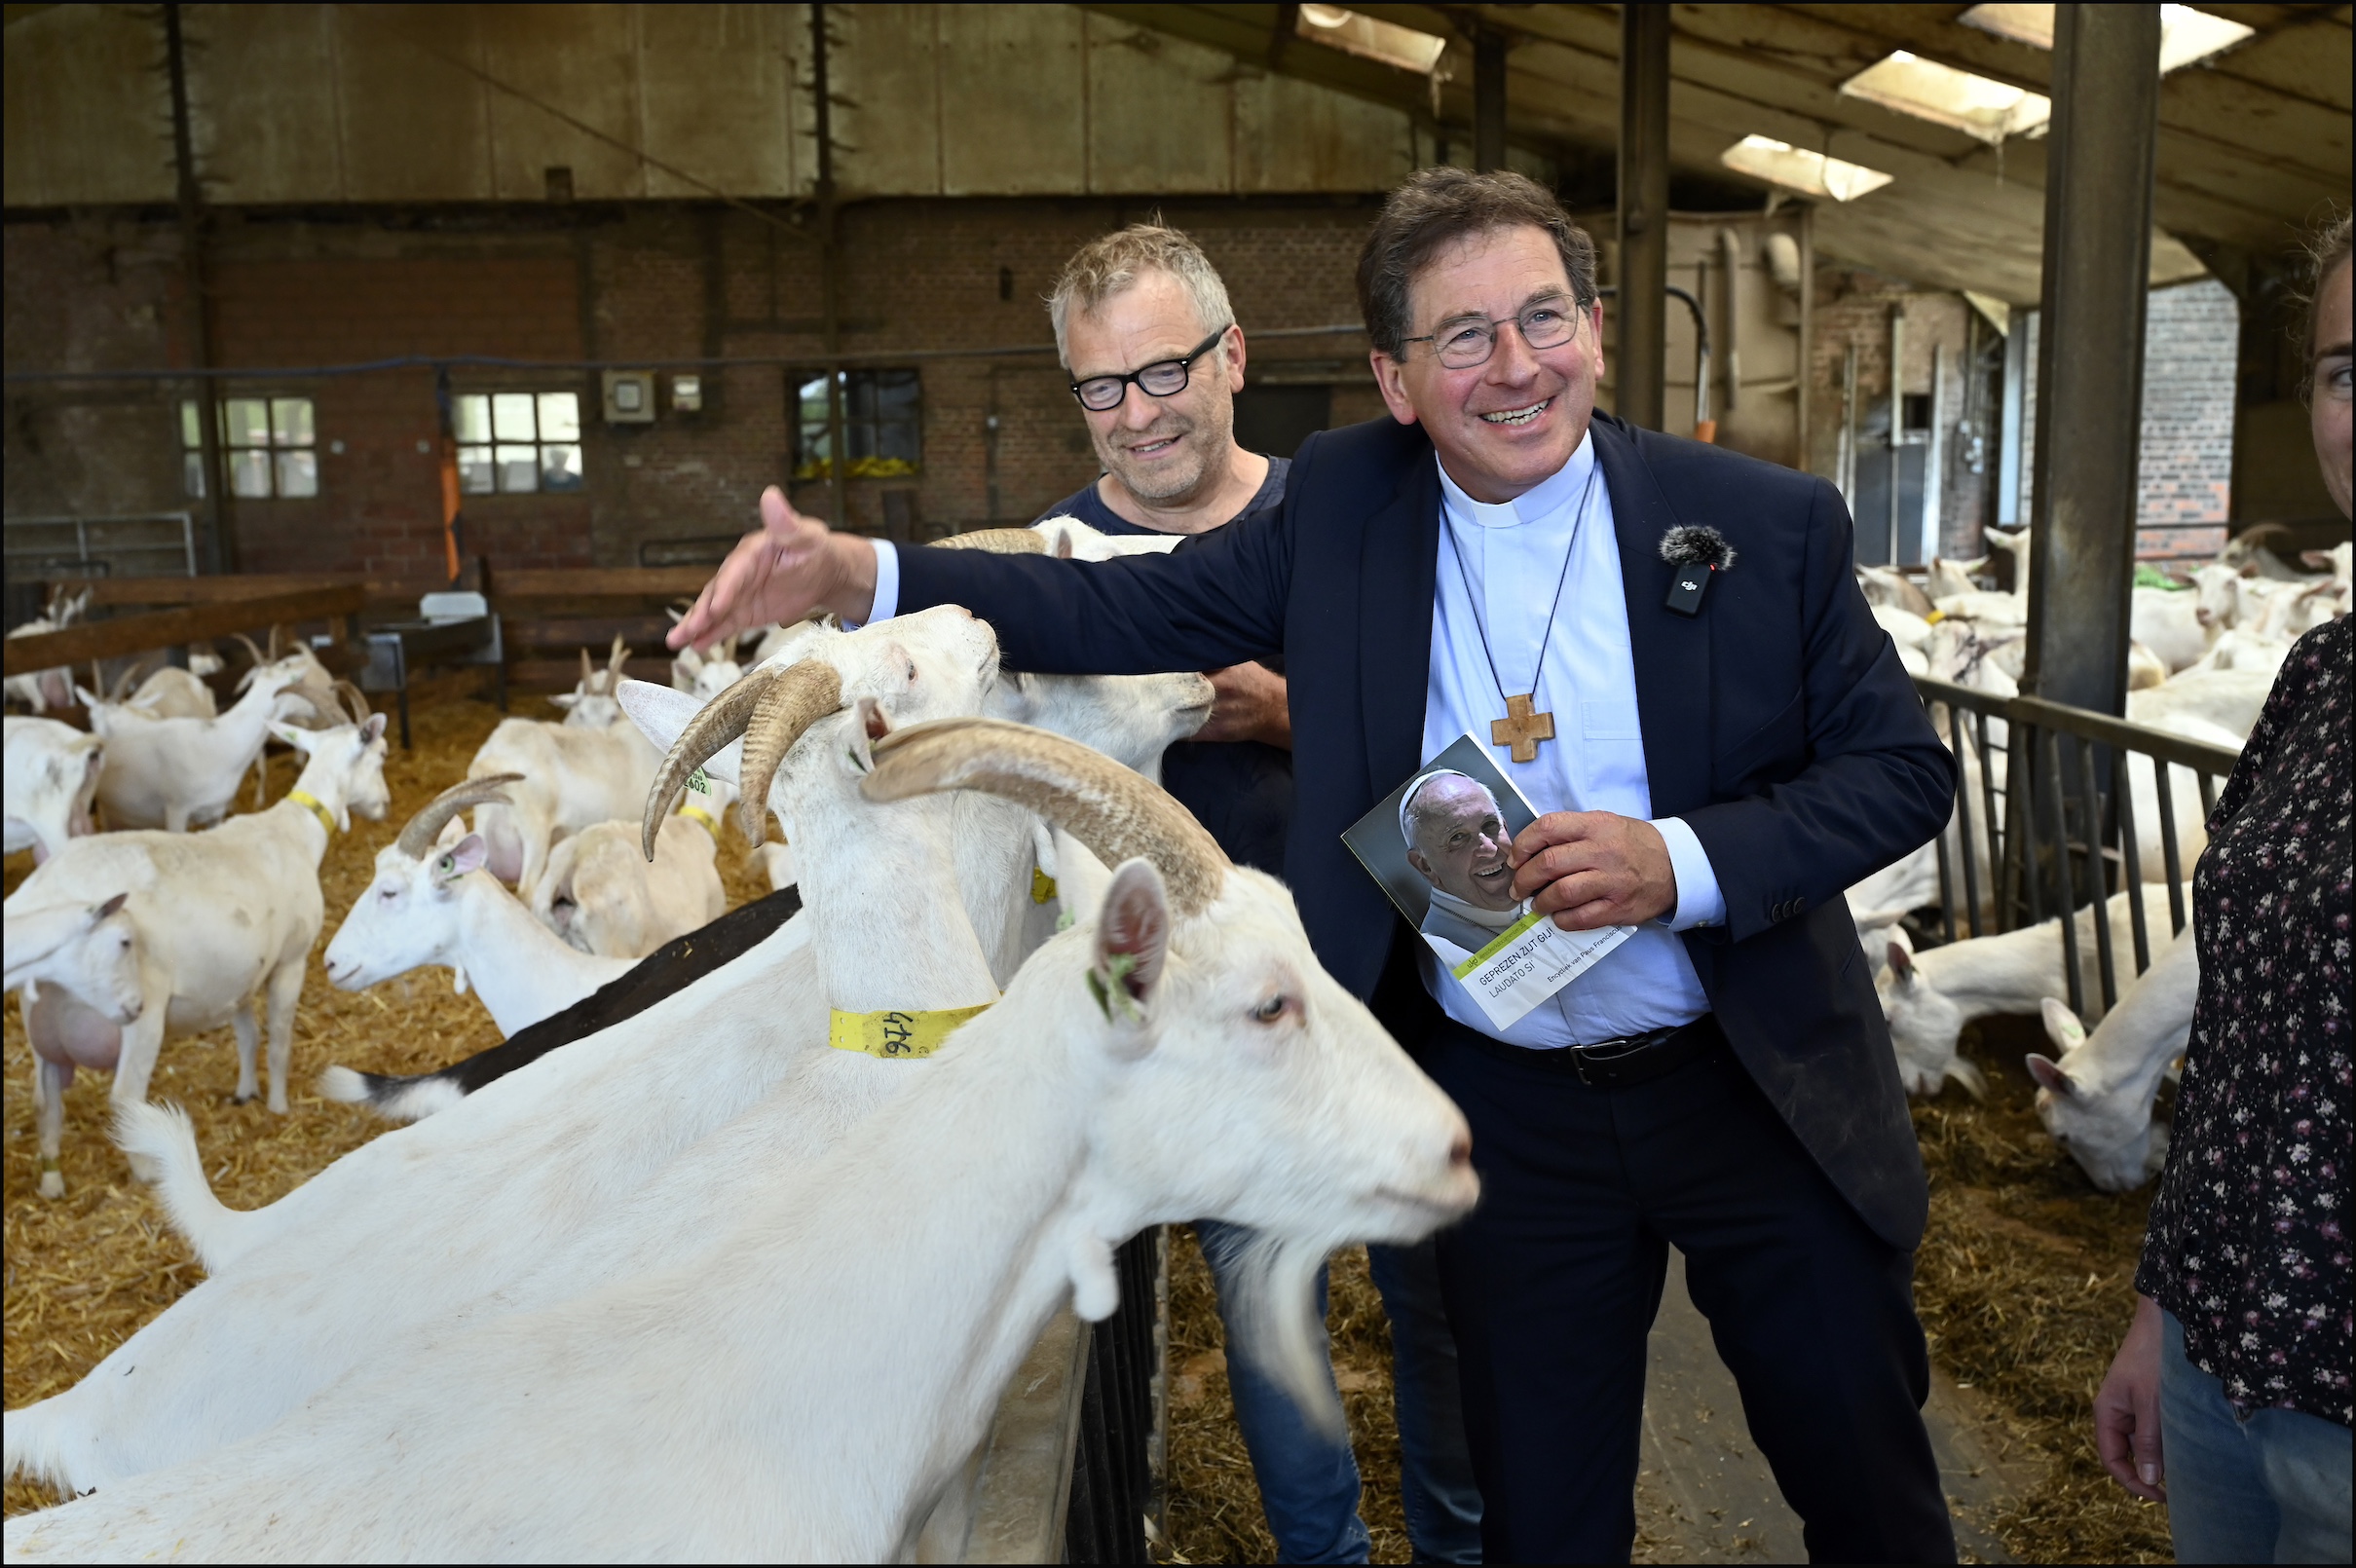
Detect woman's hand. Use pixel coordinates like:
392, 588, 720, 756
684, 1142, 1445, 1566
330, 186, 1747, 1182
2094, 1293, 2168, 1502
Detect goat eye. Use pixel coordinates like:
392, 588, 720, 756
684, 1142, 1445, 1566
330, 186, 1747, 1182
1252, 994, 1290, 1023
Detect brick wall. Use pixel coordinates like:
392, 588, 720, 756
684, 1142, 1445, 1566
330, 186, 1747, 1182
6, 197, 1384, 579
2133, 279, 2236, 560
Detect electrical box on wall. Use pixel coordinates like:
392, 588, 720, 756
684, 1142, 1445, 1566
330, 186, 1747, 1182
670, 374, 703, 414
602, 370, 655, 424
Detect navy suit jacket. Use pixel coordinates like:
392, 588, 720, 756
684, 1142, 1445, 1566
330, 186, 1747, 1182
898, 412, 1955, 1249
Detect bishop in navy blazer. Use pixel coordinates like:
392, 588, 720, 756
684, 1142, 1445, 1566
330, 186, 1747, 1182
892, 408, 1956, 1253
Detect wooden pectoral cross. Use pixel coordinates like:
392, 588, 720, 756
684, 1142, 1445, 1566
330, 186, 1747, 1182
1491, 692, 1555, 764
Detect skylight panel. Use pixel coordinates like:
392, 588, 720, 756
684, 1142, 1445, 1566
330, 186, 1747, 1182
1840, 51, 2051, 143
1295, 5, 1448, 76
1959, 5, 2256, 73
1718, 136, 1895, 204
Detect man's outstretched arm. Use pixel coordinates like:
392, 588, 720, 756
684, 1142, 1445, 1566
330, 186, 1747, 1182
671, 486, 1291, 678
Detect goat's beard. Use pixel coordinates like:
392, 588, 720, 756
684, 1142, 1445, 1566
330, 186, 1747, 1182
1203, 1228, 1349, 1439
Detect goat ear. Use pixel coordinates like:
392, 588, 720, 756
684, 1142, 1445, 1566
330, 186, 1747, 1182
1053, 526, 1075, 561
93, 892, 129, 920
2024, 1051, 2077, 1099
438, 834, 489, 880
267, 721, 314, 751
842, 696, 889, 774
1887, 941, 1914, 979
2039, 996, 2086, 1051
74, 684, 102, 709
361, 713, 388, 744
550, 691, 580, 709
1089, 858, 1171, 1027
617, 678, 745, 783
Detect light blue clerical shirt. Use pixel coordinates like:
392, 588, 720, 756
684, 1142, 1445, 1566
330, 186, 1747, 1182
1422, 429, 1723, 1050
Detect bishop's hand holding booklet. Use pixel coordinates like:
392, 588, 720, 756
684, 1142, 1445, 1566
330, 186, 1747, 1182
1345, 733, 1634, 1031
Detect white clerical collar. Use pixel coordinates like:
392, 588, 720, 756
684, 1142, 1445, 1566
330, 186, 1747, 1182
1435, 426, 1597, 531
1428, 885, 1528, 932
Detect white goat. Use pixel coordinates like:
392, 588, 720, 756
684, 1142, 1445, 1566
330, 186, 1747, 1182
4, 586, 91, 713
3, 717, 103, 864
5, 709, 389, 1195
531, 812, 726, 958
1877, 882, 2181, 1100
80, 655, 313, 831
2127, 668, 2271, 742
1856, 564, 1937, 616
318, 776, 636, 1045
126, 665, 218, 720
547, 636, 632, 728
1032, 513, 1188, 560
0, 611, 1007, 1492
3, 894, 141, 1019
2129, 585, 2210, 673
4, 721, 1475, 1563
2027, 923, 2198, 1192
468, 669, 661, 898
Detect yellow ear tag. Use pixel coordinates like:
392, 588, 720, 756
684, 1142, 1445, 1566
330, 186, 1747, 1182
828, 1002, 993, 1059
1032, 868, 1059, 905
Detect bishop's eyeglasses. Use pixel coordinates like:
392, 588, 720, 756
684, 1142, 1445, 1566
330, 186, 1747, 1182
1402, 297, 1580, 370
1068, 324, 1232, 413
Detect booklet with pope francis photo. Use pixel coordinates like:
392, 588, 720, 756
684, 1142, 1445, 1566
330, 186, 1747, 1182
1342, 733, 1635, 1031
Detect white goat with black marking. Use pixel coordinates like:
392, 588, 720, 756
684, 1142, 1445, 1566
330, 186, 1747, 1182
4, 718, 1474, 1563
3, 717, 103, 864
317, 775, 636, 1045
4, 700, 389, 1195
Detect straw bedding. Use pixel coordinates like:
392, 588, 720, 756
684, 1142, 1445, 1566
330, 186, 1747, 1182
5, 704, 2170, 1561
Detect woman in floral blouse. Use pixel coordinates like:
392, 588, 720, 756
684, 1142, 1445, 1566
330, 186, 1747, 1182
2094, 215, 2351, 1563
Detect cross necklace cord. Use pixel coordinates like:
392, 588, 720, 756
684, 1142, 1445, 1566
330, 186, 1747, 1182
1448, 457, 1600, 765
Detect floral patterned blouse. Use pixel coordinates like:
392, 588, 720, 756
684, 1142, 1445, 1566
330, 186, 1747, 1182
2138, 614, 2351, 1426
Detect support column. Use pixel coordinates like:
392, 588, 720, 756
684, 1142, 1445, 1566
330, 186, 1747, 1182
1615, 6, 1670, 431
166, 3, 229, 574
811, 2, 848, 531
2023, 3, 2161, 716
1473, 27, 1507, 173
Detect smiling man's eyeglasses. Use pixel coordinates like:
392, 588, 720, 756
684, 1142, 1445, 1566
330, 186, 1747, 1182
1068, 324, 1233, 413
1403, 296, 1580, 370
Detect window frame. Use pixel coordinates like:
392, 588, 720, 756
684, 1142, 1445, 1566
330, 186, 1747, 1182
181, 394, 320, 500
452, 389, 587, 497
792, 367, 923, 481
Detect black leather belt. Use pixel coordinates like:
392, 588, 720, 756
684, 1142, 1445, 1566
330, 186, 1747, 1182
1461, 1013, 1724, 1089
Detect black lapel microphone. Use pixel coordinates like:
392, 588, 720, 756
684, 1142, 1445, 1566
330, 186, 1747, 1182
1660, 525, 1737, 616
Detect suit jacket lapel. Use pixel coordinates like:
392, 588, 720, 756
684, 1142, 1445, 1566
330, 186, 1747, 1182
1591, 417, 1712, 819
1359, 447, 1440, 793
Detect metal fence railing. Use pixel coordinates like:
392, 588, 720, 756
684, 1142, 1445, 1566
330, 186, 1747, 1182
1911, 675, 2245, 1018
3, 511, 197, 580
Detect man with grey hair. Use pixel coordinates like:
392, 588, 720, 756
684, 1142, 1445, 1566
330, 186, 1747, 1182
1036, 220, 1483, 1566
1401, 770, 1528, 962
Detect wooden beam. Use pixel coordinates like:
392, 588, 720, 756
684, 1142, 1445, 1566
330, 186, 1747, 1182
2, 584, 366, 677
1618, 6, 1671, 431
490, 567, 716, 600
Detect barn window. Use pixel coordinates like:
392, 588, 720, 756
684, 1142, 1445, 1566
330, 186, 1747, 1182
794, 369, 921, 480
454, 392, 584, 495
181, 396, 318, 499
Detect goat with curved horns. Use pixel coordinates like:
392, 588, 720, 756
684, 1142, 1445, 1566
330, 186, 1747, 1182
5, 718, 1474, 1563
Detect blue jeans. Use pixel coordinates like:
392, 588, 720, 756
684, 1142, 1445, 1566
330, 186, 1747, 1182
2161, 1309, 2353, 1564
1196, 1220, 1484, 1564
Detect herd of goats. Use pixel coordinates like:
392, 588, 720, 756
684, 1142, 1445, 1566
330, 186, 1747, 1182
0, 515, 2346, 1558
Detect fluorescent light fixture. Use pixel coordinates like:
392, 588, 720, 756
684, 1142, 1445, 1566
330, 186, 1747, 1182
1841, 50, 2051, 143
1719, 135, 1895, 203
1295, 4, 1448, 75
1959, 4, 2256, 73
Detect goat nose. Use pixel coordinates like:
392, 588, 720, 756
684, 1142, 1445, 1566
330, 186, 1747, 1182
1447, 1133, 1472, 1169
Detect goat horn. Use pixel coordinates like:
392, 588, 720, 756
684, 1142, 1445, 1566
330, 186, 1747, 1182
267, 623, 285, 660
927, 528, 1048, 555
863, 717, 1226, 917
394, 773, 523, 861
107, 651, 161, 703
642, 659, 839, 859
734, 661, 845, 843
579, 647, 595, 686
231, 631, 266, 669
609, 634, 629, 674
333, 678, 372, 726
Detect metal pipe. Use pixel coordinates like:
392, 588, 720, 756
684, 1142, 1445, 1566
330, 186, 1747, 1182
1999, 308, 2028, 528
1839, 342, 1858, 505
1615, 6, 1670, 431
1717, 227, 1742, 416
1887, 306, 1905, 567
1473, 26, 1507, 173
811, 2, 848, 530
165, 3, 229, 575
2022, 2, 2161, 719
1922, 341, 1947, 564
